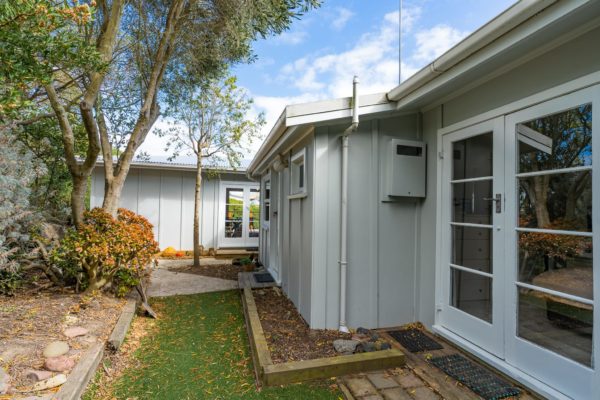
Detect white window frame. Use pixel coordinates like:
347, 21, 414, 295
290, 148, 307, 197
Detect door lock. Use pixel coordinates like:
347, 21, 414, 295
483, 193, 502, 213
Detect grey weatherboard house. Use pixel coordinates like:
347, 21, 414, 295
247, 1, 600, 399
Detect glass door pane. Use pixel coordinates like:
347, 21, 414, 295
450, 132, 495, 323
225, 188, 244, 239
248, 189, 260, 238
515, 103, 593, 367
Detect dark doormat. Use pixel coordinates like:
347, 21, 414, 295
387, 329, 443, 352
254, 272, 275, 283
430, 354, 521, 400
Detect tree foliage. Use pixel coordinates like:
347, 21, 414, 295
52, 208, 159, 294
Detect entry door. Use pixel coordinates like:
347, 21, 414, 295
219, 183, 260, 248
440, 117, 505, 357
504, 88, 598, 399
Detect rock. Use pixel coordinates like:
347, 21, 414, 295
43, 341, 69, 358
0, 367, 10, 394
44, 356, 75, 372
30, 374, 67, 391
358, 342, 376, 352
357, 327, 370, 335
380, 342, 392, 350
333, 339, 360, 353
64, 315, 79, 325
63, 326, 88, 338
25, 370, 53, 382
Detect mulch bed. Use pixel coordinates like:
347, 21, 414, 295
0, 289, 125, 396
167, 263, 242, 281
253, 287, 351, 363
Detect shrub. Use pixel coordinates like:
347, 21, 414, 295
52, 208, 159, 295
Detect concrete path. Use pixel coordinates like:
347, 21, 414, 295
148, 258, 238, 297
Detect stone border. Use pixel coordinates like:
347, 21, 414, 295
52, 298, 138, 399
241, 288, 405, 386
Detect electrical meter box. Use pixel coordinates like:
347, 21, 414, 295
386, 138, 426, 198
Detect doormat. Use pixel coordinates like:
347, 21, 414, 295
387, 329, 443, 352
430, 354, 521, 400
254, 273, 275, 283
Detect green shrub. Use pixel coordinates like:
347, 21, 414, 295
52, 208, 159, 295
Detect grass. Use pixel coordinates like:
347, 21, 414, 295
85, 291, 342, 400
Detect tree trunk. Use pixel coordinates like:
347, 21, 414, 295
193, 158, 203, 268
102, 174, 127, 217
532, 175, 551, 228
71, 173, 88, 228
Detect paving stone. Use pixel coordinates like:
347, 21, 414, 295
63, 326, 88, 338
381, 387, 413, 400
43, 341, 69, 358
410, 386, 440, 400
345, 377, 379, 397
367, 372, 400, 389
394, 371, 424, 388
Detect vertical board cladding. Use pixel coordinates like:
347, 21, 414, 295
278, 134, 314, 324
90, 166, 252, 250
138, 169, 161, 242
416, 107, 441, 327
159, 171, 183, 249
314, 114, 421, 330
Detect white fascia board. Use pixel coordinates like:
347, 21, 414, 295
94, 160, 246, 174
387, 0, 591, 107
287, 102, 397, 127
247, 93, 391, 177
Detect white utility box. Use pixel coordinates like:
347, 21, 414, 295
386, 138, 426, 198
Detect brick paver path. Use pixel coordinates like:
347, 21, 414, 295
342, 368, 440, 400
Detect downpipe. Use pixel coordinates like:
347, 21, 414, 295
339, 76, 359, 333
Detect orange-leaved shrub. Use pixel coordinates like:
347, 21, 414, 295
52, 208, 159, 295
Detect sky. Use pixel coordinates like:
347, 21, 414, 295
139, 0, 516, 161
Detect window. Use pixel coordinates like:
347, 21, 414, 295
291, 149, 307, 195
263, 179, 270, 222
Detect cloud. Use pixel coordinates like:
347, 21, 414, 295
331, 7, 354, 31
272, 30, 308, 45
413, 24, 469, 62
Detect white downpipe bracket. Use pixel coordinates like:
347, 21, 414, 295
339, 76, 359, 333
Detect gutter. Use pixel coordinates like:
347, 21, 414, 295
387, 0, 557, 103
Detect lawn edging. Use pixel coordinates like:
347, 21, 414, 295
108, 298, 137, 351
53, 343, 104, 400
241, 287, 405, 386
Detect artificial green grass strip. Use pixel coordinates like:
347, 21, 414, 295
106, 291, 341, 400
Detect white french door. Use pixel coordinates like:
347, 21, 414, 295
504, 87, 599, 399
440, 86, 600, 399
440, 117, 505, 357
218, 182, 260, 248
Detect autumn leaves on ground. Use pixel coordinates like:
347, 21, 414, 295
84, 291, 342, 400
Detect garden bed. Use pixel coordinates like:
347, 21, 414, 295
253, 287, 351, 363
242, 288, 405, 386
0, 291, 125, 398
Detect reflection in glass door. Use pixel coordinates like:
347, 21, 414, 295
219, 183, 260, 248
440, 117, 505, 357
505, 92, 596, 399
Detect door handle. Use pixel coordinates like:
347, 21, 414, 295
483, 193, 502, 213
